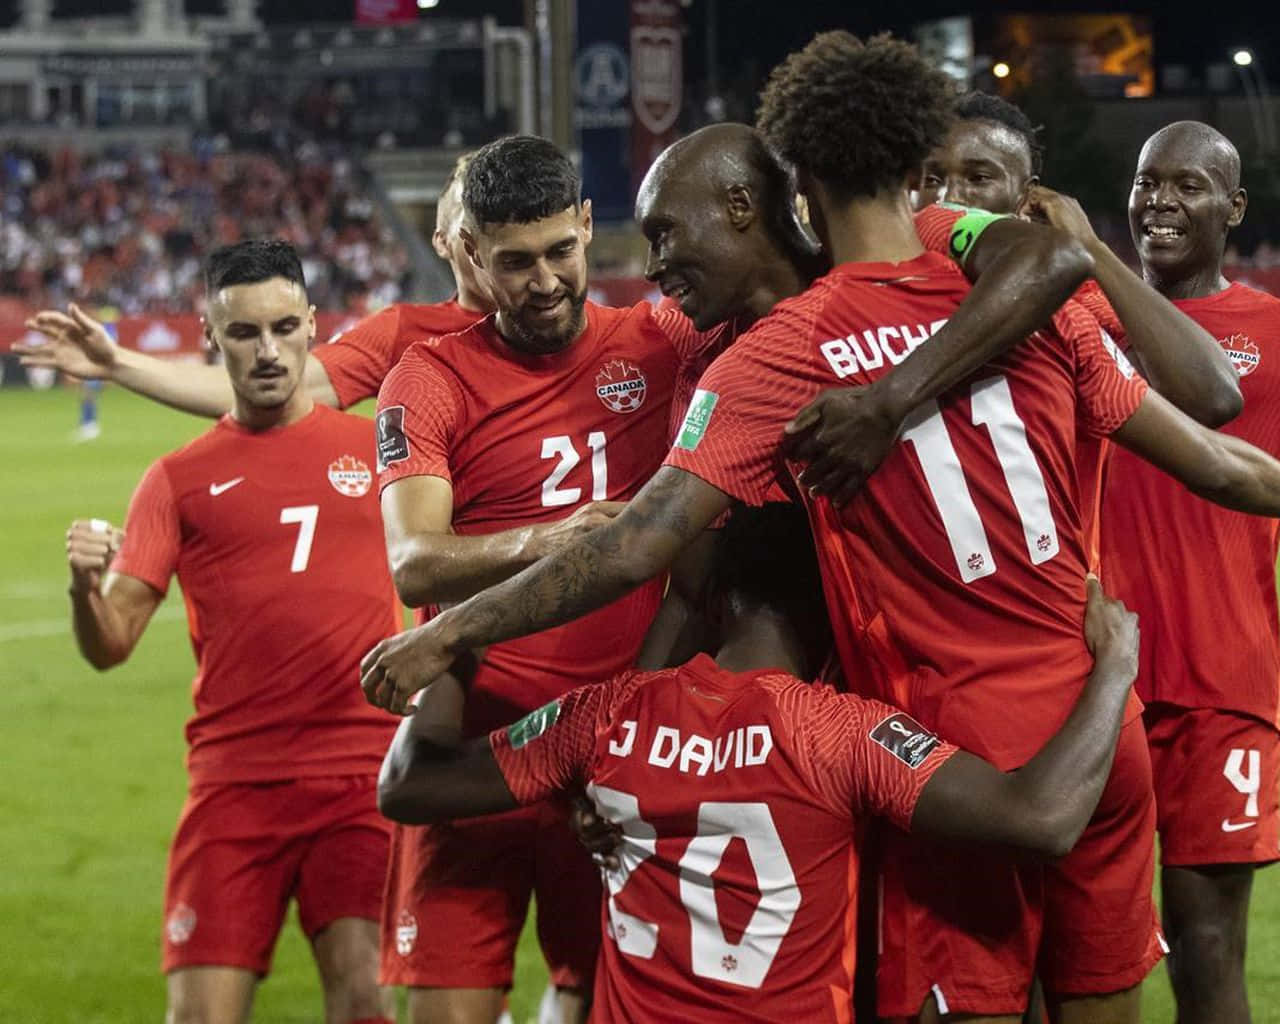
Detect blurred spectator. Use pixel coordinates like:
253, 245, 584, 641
0, 141, 410, 314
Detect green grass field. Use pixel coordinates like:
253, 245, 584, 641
1, 385, 1278, 1022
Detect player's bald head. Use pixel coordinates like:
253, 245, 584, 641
1139, 121, 1241, 191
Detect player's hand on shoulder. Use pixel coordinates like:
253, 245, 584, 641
360, 620, 456, 716
568, 793, 622, 869
17, 304, 118, 380
1019, 186, 1100, 249
783, 383, 899, 506
1083, 575, 1139, 679
66, 518, 125, 591
536, 500, 627, 557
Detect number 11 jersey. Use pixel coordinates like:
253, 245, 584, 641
665, 255, 1148, 769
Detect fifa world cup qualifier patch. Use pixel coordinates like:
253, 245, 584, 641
508, 699, 562, 749
675, 389, 718, 451
869, 712, 942, 768
376, 405, 410, 470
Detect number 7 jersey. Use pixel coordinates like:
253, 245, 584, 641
665, 254, 1148, 769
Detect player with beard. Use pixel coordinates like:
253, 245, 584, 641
18, 153, 491, 416
1073, 121, 1277, 1024
360, 32, 1280, 1022
63, 240, 398, 1024
373, 504, 1143, 1024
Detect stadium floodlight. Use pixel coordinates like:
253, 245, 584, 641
992, 61, 1011, 79
418, 0, 440, 7
1234, 49, 1255, 67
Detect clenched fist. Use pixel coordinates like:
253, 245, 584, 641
67, 518, 125, 592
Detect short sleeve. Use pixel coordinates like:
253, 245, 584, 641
914, 204, 1009, 267
489, 676, 619, 804
1072, 281, 1126, 343
794, 686, 957, 831
1056, 303, 1148, 438
662, 304, 818, 505
913, 204, 963, 255
111, 461, 181, 595
313, 305, 407, 409
374, 351, 463, 491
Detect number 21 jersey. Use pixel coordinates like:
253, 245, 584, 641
666, 255, 1148, 769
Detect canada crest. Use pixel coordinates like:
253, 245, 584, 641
1220, 333, 1261, 378
328, 454, 373, 497
595, 359, 648, 414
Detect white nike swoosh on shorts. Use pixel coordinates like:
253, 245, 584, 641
209, 477, 245, 496
1221, 819, 1258, 833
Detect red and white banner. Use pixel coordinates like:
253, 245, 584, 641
354, 0, 417, 26
630, 0, 684, 194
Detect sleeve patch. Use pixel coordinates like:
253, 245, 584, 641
869, 712, 942, 768
507, 699, 562, 750
376, 405, 410, 470
674, 389, 719, 451
1099, 329, 1136, 379
947, 208, 1009, 266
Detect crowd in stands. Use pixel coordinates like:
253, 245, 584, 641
0, 140, 411, 315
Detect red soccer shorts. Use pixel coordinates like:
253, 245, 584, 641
380, 799, 601, 990
876, 716, 1164, 1015
163, 775, 390, 975
1144, 702, 1280, 867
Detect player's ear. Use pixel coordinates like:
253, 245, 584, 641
1227, 186, 1248, 229
726, 184, 755, 231
306, 304, 317, 345
431, 228, 450, 261
579, 199, 594, 246
201, 316, 220, 354
460, 226, 483, 270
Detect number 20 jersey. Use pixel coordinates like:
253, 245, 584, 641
375, 302, 722, 733
490, 654, 957, 1023
665, 254, 1148, 769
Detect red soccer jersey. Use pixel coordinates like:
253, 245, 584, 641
112, 405, 400, 785
1101, 282, 1280, 724
490, 654, 956, 1023
376, 301, 721, 734
312, 298, 484, 408
665, 254, 1148, 769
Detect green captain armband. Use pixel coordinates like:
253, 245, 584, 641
939, 203, 1010, 268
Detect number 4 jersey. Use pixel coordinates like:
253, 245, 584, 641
375, 301, 728, 733
111, 405, 400, 785
665, 253, 1148, 770
490, 653, 958, 1023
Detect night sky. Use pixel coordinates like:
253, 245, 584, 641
5, 1, 1279, 89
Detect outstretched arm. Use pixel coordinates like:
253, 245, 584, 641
1021, 185, 1241, 426
1111, 389, 1280, 515
18, 305, 339, 416
912, 578, 1138, 858
785, 216, 1093, 503
362, 466, 732, 713
377, 659, 517, 823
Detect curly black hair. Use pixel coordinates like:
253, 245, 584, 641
463, 135, 581, 227
756, 31, 957, 200
955, 90, 1044, 176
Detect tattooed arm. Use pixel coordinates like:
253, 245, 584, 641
360, 467, 734, 713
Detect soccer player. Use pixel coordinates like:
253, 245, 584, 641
359, 32, 1280, 1022
373, 503, 1143, 1023
1088, 122, 1274, 1024
64, 240, 398, 1024
19, 154, 491, 416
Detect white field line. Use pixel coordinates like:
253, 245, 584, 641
0, 604, 185, 644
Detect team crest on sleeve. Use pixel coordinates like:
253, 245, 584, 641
1220, 333, 1261, 377
869, 712, 941, 768
328, 455, 373, 497
376, 406, 410, 471
595, 359, 648, 413
507, 699, 562, 749
165, 903, 197, 945
395, 910, 418, 955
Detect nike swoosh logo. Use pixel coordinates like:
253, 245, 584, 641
1221, 819, 1258, 833
209, 477, 245, 496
